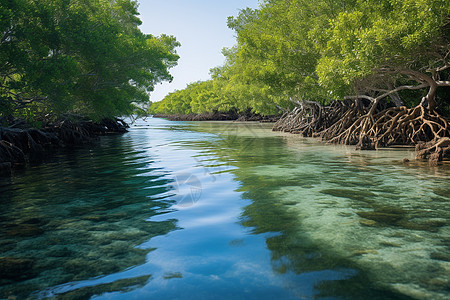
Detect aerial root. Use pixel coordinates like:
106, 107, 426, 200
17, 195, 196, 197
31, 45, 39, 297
416, 137, 450, 165
273, 100, 357, 136
273, 103, 449, 163
0, 117, 128, 172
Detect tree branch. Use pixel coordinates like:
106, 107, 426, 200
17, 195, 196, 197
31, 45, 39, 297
398, 70, 438, 110
345, 83, 429, 114
275, 104, 288, 113
344, 95, 375, 102
437, 81, 450, 86
374, 83, 429, 102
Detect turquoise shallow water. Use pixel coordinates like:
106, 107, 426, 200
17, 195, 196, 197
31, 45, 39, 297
0, 117, 448, 299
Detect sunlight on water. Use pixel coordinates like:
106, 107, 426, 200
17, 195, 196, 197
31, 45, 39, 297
0, 117, 448, 299
242, 134, 449, 299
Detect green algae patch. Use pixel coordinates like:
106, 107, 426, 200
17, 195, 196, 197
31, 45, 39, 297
321, 188, 377, 202
56, 275, 151, 300
163, 272, 183, 280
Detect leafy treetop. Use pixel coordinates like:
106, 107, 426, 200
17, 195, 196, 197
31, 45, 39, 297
1, 0, 180, 121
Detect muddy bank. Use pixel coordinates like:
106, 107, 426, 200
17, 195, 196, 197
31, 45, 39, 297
0, 117, 128, 176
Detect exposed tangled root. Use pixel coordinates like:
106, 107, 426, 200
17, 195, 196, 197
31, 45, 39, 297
0, 140, 26, 164
316, 107, 361, 142
272, 107, 305, 133
0, 117, 128, 173
273, 101, 450, 164
46, 118, 128, 145
323, 106, 449, 151
416, 137, 450, 166
273, 100, 358, 136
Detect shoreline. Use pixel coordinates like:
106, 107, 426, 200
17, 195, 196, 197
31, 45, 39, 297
153, 113, 449, 164
2, 113, 448, 177
0, 118, 129, 176
152, 112, 281, 122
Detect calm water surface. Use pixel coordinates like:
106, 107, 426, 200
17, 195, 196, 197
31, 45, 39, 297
0, 117, 448, 299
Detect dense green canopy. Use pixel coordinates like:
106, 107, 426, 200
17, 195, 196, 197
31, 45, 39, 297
1, 0, 179, 122
151, 0, 449, 116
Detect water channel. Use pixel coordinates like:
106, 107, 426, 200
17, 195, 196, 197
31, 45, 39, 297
0, 117, 448, 299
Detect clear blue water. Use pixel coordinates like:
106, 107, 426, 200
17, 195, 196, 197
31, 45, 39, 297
0, 117, 448, 299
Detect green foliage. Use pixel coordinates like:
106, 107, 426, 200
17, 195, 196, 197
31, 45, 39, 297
152, 0, 449, 116
317, 0, 450, 99
0, 0, 179, 121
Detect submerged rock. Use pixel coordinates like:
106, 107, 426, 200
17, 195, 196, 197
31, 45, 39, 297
356, 207, 406, 226
0, 240, 16, 252
321, 188, 377, 201
430, 252, 450, 262
351, 249, 379, 256
49, 247, 73, 258
163, 272, 183, 279
0, 257, 35, 281
359, 219, 379, 227
5, 224, 44, 237
357, 207, 447, 233
379, 241, 402, 248
55, 275, 151, 299
0, 162, 12, 176
398, 219, 447, 232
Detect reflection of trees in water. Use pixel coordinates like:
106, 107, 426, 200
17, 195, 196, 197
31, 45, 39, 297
211, 133, 409, 299
0, 135, 177, 299
49, 275, 152, 300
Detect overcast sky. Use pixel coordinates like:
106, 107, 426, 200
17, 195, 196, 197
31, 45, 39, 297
137, 0, 260, 102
